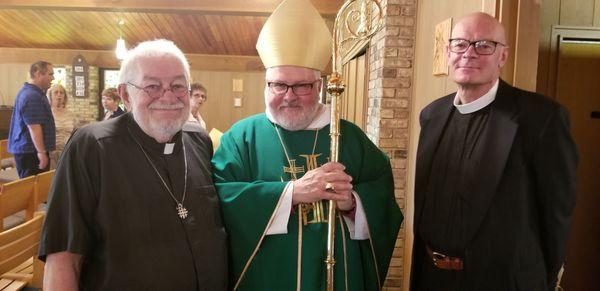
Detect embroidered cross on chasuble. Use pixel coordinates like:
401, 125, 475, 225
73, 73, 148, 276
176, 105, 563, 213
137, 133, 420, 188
282, 153, 329, 225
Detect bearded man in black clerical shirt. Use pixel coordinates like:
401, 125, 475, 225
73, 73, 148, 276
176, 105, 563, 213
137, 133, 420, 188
39, 39, 227, 290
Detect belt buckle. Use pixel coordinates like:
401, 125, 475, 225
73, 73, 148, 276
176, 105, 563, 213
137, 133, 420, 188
431, 251, 446, 262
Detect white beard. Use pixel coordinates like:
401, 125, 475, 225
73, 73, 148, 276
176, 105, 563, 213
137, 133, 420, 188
264, 89, 321, 131
133, 102, 189, 143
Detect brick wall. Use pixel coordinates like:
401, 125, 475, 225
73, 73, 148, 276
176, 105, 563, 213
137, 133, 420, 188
64, 65, 100, 124
365, 0, 417, 289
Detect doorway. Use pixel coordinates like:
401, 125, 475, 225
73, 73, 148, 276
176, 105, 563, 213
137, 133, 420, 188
551, 28, 600, 290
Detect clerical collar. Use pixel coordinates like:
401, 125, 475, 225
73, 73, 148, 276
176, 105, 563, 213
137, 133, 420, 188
266, 103, 331, 130
126, 114, 182, 155
453, 79, 499, 114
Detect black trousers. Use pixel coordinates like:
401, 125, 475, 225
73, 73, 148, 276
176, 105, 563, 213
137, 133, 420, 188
14, 152, 49, 178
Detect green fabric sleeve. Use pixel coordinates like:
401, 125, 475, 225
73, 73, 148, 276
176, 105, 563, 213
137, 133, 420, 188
341, 121, 403, 283
212, 128, 288, 281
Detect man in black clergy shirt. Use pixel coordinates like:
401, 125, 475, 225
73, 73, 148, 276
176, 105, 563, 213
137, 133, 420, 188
39, 39, 227, 290
411, 12, 578, 291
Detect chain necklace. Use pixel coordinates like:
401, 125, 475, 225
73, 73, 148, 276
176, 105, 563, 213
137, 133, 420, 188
130, 130, 189, 219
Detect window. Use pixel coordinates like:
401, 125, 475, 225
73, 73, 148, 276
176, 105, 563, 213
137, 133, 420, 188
103, 69, 120, 89
52, 67, 67, 86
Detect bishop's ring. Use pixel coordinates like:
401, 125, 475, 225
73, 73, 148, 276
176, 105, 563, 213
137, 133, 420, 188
325, 182, 335, 192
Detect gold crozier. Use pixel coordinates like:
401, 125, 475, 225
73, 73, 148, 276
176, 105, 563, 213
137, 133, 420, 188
299, 153, 328, 225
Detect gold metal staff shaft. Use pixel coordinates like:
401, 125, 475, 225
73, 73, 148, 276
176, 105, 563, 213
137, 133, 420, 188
326, 1, 384, 290
326, 72, 344, 291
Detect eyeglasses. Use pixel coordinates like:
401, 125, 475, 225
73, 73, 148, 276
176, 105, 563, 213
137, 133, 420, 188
448, 38, 506, 55
267, 81, 319, 96
127, 82, 188, 98
190, 90, 207, 100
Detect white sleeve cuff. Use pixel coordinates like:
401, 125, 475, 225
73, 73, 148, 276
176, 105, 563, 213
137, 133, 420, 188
342, 191, 370, 240
266, 182, 293, 235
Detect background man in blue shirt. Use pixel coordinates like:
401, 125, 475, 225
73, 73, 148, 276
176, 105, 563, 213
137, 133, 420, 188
8, 61, 56, 178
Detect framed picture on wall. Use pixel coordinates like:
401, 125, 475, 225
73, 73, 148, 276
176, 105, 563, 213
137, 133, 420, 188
433, 18, 452, 76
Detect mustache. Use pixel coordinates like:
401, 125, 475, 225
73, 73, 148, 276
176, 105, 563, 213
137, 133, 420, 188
149, 102, 185, 110
278, 102, 302, 108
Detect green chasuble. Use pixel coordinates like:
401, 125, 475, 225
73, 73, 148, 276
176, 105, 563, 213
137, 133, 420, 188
212, 113, 402, 291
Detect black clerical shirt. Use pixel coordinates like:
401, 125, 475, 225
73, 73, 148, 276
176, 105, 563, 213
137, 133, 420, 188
419, 106, 491, 256
39, 113, 227, 290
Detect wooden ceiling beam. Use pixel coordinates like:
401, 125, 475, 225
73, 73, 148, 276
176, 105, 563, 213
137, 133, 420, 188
0, 0, 344, 17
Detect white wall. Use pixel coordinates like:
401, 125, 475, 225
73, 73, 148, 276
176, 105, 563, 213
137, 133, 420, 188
0, 63, 30, 106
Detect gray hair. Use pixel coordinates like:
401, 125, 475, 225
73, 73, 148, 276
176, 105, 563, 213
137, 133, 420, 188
118, 39, 190, 92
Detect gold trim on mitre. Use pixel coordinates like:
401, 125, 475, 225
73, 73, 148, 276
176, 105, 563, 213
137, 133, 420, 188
256, 0, 332, 71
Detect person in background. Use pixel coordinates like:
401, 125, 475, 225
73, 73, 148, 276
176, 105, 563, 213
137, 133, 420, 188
187, 82, 207, 130
211, 0, 402, 289
101, 87, 125, 120
411, 12, 578, 290
39, 39, 227, 290
47, 84, 81, 168
8, 60, 56, 178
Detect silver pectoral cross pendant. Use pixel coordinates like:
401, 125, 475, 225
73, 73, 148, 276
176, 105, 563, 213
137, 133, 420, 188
176, 203, 189, 219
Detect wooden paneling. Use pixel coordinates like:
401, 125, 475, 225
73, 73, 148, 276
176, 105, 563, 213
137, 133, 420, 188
537, 0, 600, 95
498, 0, 518, 86
0, 1, 343, 58
537, 0, 561, 95
596, 0, 600, 26
0, 9, 266, 56
559, 0, 596, 26
191, 71, 265, 133
0, 0, 343, 16
512, 0, 540, 91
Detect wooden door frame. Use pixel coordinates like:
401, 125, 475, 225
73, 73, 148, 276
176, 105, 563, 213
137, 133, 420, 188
546, 26, 600, 99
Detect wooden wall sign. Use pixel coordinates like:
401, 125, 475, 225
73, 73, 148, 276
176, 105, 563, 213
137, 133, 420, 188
72, 55, 89, 98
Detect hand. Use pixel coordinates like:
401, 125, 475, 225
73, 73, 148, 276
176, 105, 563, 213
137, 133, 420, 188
336, 191, 356, 211
37, 152, 48, 169
292, 162, 353, 207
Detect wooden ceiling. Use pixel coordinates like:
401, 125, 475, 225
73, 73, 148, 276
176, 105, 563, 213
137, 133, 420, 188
0, 0, 343, 56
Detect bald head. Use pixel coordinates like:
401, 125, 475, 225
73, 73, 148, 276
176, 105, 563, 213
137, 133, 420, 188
447, 12, 509, 101
452, 12, 506, 44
